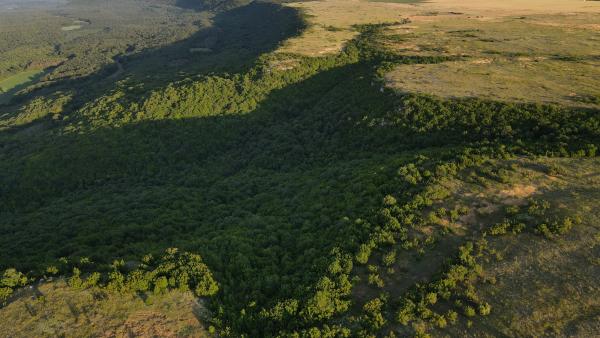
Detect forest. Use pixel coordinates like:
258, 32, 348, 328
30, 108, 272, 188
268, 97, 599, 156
0, 0, 599, 337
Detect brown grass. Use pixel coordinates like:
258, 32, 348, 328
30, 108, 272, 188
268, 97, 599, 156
0, 280, 209, 337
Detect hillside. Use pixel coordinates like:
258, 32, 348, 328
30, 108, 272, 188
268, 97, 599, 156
0, 0, 599, 337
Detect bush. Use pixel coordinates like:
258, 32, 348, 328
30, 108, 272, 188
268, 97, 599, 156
397, 299, 416, 325
1, 269, 28, 288
382, 250, 396, 267
489, 220, 511, 235
425, 292, 437, 305
46, 266, 59, 275
0, 269, 28, 303
356, 244, 372, 265
368, 273, 384, 288
398, 163, 422, 185
446, 310, 458, 324
505, 205, 520, 215
363, 298, 386, 330
434, 314, 447, 328
153, 276, 168, 294
478, 302, 492, 316
383, 195, 397, 206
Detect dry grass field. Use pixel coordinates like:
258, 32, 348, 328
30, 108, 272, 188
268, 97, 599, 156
0, 280, 209, 337
280, 0, 600, 107
430, 157, 600, 336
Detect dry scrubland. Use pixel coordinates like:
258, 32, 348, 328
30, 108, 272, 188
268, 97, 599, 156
281, 0, 600, 108
349, 156, 600, 336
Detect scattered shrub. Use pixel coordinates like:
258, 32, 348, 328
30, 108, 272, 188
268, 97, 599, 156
478, 302, 492, 316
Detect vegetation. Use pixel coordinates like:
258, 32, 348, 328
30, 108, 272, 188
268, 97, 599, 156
0, 0, 598, 336
0, 278, 210, 337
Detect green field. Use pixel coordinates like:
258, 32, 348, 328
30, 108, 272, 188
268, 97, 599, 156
0, 70, 44, 104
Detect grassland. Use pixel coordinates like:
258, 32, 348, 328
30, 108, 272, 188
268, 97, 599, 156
0, 279, 208, 337
0, 70, 45, 104
279, 0, 600, 107
383, 14, 600, 108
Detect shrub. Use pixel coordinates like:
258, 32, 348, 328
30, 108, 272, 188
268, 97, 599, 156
83, 272, 101, 288
153, 276, 168, 294
383, 195, 397, 206
68, 268, 83, 288
382, 250, 396, 267
511, 222, 526, 234
434, 314, 447, 328
46, 266, 59, 275
527, 199, 550, 217
449, 208, 460, 222
363, 298, 386, 330
1, 269, 28, 288
446, 310, 458, 324
398, 163, 422, 185
0, 269, 28, 303
478, 302, 492, 316
489, 220, 511, 235
368, 273, 385, 288
397, 299, 416, 325
505, 205, 520, 215
425, 292, 437, 305
585, 143, 597, 157
356, 244, 372, 264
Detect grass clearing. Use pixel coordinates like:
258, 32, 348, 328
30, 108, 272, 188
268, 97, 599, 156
280, 0, 600, 56
278, 0, 412, 55
0, 69, 44, 93
0, 69, 45, 104
386, 58, 600, 108
383, 14, 600, 108
0, 279, 208, 337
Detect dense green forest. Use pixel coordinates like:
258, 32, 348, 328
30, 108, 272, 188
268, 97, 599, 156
0, 0, 598, 337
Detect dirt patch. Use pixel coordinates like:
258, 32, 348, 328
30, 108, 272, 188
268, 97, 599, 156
472, 58, 493, 64
499, 184, 537, 199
